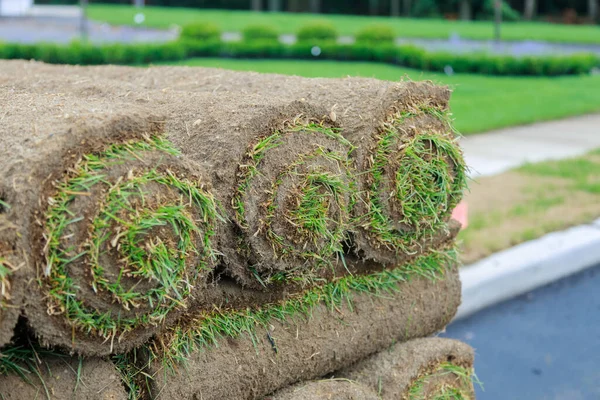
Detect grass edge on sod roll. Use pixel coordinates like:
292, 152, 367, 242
116, 247, 460, 394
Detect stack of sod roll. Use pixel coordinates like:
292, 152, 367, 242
0, 60, 476, 400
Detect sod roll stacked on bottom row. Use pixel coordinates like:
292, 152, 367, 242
0, 60, 475, 399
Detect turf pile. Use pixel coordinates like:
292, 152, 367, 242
0, 60, 474, 400
268, 337, 477, 399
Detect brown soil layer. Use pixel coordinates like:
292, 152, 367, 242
0, 60, 461, 356
0, 355, 126, 400
0, 218, 22, 347
338, 337, 475, 399
265, 379, 379, 400
144, 266, 461, 400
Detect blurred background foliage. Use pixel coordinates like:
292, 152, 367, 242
33, 0, 599, 24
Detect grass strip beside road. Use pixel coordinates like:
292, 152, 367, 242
459, 149, 600, 264
89, 4, 600, 44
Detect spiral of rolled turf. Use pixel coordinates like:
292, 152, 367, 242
358, 106, 467, 264
232, 121, 355, 285
37, 137, 219, 354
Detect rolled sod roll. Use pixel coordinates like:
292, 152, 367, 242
2, 61, 466, 269
0, 351, 127, 400
129, 257, 460, 400
339, 337, 476, 399
1, 61, 363, 287
63, 62, 467, 267
0, 62, 464, 355
266, 379, 379, 400
0, 83, 221, 355
139, 67, 467, 266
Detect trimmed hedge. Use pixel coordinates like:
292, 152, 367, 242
296, 21, 338, 42
192, 40, 599, 76
180, 22, 221, 41
0, 41, 187, 65
355, 24, 396, 44
242, 24, 279, 41
0, 38, 597, 77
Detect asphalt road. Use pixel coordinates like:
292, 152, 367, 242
443, 263, 600, 400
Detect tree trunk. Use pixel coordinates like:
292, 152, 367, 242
268, 0, 281, 12
590, 0, 599, 22
251, 0, 261, 11
459, 0, 471, 20
524, 0, 536, 20
391, 0, 400, 16
369, 0, 379, 15
309, 0, 320, 13
402, 0, 412, 16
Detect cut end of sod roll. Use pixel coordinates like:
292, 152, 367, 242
0, 240, 20, 347
38, 136, 220, 354
0, 247, 14, 310
360, 105, 467, 264
233, 119, 355, 286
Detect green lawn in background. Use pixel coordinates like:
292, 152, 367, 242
88, 4, 600, 44
159, 58, 600, 134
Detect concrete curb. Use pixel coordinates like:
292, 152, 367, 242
455, 218, 600, 320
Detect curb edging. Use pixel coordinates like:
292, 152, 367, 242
456, 218, 600, 320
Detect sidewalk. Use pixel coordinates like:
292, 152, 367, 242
461, 113, 600, 178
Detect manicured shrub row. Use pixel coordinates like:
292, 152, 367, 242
0, 38, 597, 76
0, 41, 187, 65
189, 39, 599, 76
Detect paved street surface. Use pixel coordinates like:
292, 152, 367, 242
461, 113, 600, 177
443, 263, 600, 400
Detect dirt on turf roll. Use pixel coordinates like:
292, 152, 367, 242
265, 379, 379, 400
0, 210, 22, 347
0, 83, 220, 355
339, 337, 476, 399
133, 261, 461, 400
0, 352, 127, 400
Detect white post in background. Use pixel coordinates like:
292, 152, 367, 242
134, 0, 144, 8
